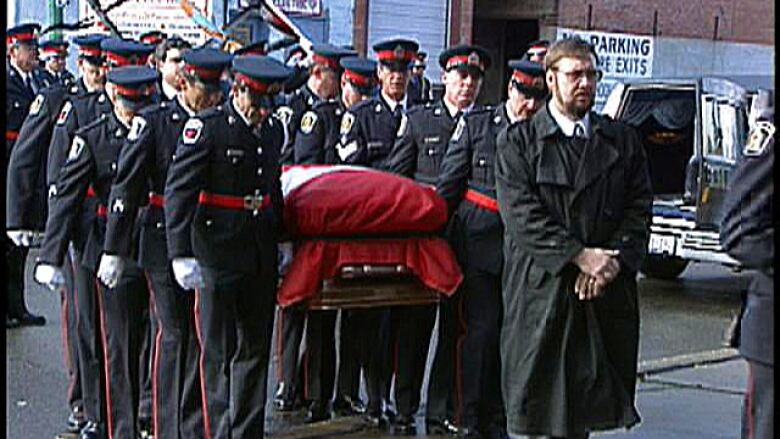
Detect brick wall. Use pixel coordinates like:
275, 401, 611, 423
556, 0, 773, 44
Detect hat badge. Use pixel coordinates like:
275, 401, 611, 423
394, 45, 405, 60
267, 83, 282, 94
467, 52, 480, 66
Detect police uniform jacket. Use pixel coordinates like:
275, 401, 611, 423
720, 130, 774, 366
47, 88, 113, 252
41, 68, 77, 87
437, 104, 509, 274
335, 96, 405, 169
6, 82, 81, 231
407, 75, 431, 107
293, 99, 345, 164
278, 84, 320, 164
164, 100, 285, 273
38, 111, 131, 271
386, 99, 464, 185
104, 98, 193, 269
496, 105, 651, 435
6, 63, 54, 158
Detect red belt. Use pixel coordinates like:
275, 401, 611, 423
148, 192, 165, 207
464, 189, 499, 213
6, 130, 19, 141
96, 205, 108, 217
198, 191, 269, 211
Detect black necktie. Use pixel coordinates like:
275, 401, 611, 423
393, 105, 403, 129
573, 123, 586, 138
24, 75, 35, 94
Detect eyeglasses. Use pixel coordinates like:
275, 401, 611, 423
553, 68, 603, 82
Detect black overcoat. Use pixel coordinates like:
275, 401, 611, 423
495, 104, 652, 436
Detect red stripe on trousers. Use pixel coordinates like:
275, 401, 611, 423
95, 281, 115, 439
193, 289, 213, 439
60, 287, 76, 403
144, 273, 162, 439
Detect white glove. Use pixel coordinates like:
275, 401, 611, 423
7, 230, 35, 247
97, 254, 125, 289
34, 263, 66, 291
171, 257, 205, 291
278, 241, 294, 275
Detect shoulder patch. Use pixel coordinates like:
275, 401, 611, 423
451, 117, 466, 142
275, 106, 294, 127
67, 136, 86, 162
340, 112, 355, 135
56, 101, 73, 125
743, 120, 775, 157
127, 116, 148, 141
396, 113, 408, 138
300, 111, 318, 134
29, 94, 44, 116
182, 119, 204, 145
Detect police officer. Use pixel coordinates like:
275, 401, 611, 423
6, 32, 109, 435
334, 37, 418, 429
164, 55, 290, 439
97, 48, 230, 439
35, 65, 160, 439
524, 39, 549, 63
140, 30, 167, 67
276, 44, 356, 164
407, 51, 431, 107
720, 90, 774, 439
436, 58, 546, 439
290, 56, 377, 423
384, 43, 490, 436
43, 39, 154, 439
39, 39, 76, 86
273, 44, 356, 412
6, 22, 51, 329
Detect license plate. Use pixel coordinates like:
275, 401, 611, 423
648, 233, 676, 256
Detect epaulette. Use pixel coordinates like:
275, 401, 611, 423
313, 99, 339, 110
350, 99, 375, 113
138, 101, 171, 118
408, 105, 426, 115
197, 105, 224, 119
75, 113, 110, 136
464, 106, 495, 121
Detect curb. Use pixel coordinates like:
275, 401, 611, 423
637, 348, 741, 377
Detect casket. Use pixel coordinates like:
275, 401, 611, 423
278, 165, 463, 308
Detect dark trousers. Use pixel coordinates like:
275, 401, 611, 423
427, 293, 458, 422
138, 305, 156, 425
6, 243, 30, 317
459, 269, 505, 431
61, 249, 83, 412
71, 251, 106, 425
743, 360, 773, 439
97, 262, 148, 439
277, 306, 306, 399
196, 266, 276, 439
336, 309, 363, 401
146, 268, 204, 439
303, 310, 337, 402
359, 307, 393, 414
391, 304, 437, 418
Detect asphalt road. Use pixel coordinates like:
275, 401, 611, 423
7, 252, 748, 438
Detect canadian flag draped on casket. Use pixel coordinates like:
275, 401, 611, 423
277, 165, 463, 307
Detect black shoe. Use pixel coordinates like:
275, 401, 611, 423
273, 382, 296, 412
305, 400, 331, 423
459, 426, 483, 438
66, 406, 87, 433
138, 417, 153, 439
78, 421, 104, 439
14, 311, 46, 326
332, 395, 367, 416
390, 415, 416, 436
363, 410, 389, 429
6, 316, 21, 329
427, 418, 462, 436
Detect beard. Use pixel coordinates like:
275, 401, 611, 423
553, 84, 594, 119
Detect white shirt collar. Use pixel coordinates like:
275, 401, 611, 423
505, 101, 523, 125
162, 80, 178, 101
548, 100, 590, 138
443, 98, 473, 118
232, 97, 254, 128
176, 94, 196, 116
11, 63, 29, 83
381, 90, 407, 112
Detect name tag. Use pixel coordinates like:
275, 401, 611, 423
423, 136, 441, 144
367, 141, 384, 149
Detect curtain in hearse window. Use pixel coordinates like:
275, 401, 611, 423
701, 95, 721, 157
